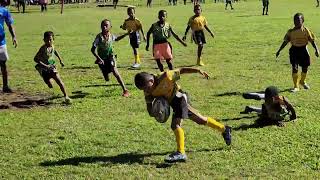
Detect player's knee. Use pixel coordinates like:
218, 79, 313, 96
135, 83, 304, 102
171, 121, 181, 130
292, 68, 298, 73
302, 67, 308, 73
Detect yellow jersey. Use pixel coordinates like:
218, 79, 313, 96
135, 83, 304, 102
188, 15, 207, 31
121, 18, 142, 32
284, 26, 316, 47
145, 70, 181, 103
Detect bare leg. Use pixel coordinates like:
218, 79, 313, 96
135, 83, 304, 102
156, 59, 164, 72
1, 63, 8, 89
166, 59, 173, 70
241, 106, 262, 114
52, 73, 68, 97
112, 67, 127, 92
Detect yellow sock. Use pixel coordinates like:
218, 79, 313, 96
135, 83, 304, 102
300, 72, 307, 85
207, 117, 225, 133
136, 54, 141, 64
174, 127, 185, 154
292, 73, 299, 88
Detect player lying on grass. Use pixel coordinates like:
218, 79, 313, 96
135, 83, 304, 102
241, 86, 296, 127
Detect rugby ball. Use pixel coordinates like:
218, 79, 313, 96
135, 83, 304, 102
152, 97, 170, 123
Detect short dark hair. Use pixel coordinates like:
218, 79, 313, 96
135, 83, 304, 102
265, 86, 279, 99
0, 0, 10, 6
44, 31, 54, 39
101, 19, 111, 27
294, 13, 304, 22
158, 10, 167, 16
194, 4, 201, 10
134, 72, 153, 89
127, 7, 135, 13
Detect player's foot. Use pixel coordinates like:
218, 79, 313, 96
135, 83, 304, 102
266, 13, 268, 15
122, 90, 130, 97
45, 81, 53, 88
290, 88, 299, 93
231, 8, 234, 10
104, 75, 109, 82
300, 83, 310, 90
222, 126, 232, 146
242, 92, 264, 100
164, 151, 187, 163
131, 63, 141, 68
240, 106, 253, 114
2, 86, 13, 93
197, 58, 205, 66
64, 96, 72, 104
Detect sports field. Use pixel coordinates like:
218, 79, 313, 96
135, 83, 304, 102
0, 0, 320, 178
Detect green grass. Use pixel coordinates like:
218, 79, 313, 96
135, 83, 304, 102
1, 0, 320, 178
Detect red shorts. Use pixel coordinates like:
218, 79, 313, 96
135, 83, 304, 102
153, 42, 173, 60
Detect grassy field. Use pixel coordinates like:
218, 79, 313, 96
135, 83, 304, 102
1, 0, 320, 178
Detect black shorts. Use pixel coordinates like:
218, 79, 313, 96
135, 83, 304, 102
262, 0, 269, 6
0, 60, 6, 66
98, 55, 116, 75
35, 64, 57, 84
192, 30, 206, 45
129, 32, 140, 48
170, 91, 191, 119
289, 46, 310, 68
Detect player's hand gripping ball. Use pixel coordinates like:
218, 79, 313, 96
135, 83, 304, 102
151, 97, 170, 123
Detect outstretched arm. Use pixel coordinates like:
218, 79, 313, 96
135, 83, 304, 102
115, 32, 130, 41
54, 50, 64, 67
284, 97, 297, 120
182, 25, 191, 41
204, 25, 215, 38
276, 41, 289, 58
146, 25, 152, 51
91, 45, 104, 65
310, 40, 319, 57
145, 95, 155, 117
179, 67, 209, 79
170, 28, 187, 47
7, 24, 17, 48
140, 25, 146, 41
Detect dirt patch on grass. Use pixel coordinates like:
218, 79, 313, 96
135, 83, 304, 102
0, 91, 51, 110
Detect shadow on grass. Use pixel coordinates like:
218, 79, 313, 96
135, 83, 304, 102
9, 99, 51, 108
232, 121, 280, 131
220, 115, 257, 121
214, 88, 293, 98
70, 91, 90, 99
236, 14, 261, 18
40, 151, 171, 167
175, 64, 197, 68
64, 66, 95, 70
81, 83, 133, 88
213, 91, 242, 97
39, 148, 225, 168
232, 116, 299, 131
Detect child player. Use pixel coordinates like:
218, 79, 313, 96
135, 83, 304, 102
120, 7, 146, 69
183, 4, 214, 66
241, 86, 296, 127
262, 0, 269, 15
146, 10, 187, 72
0, 0, 17, 93
91, 19, 130, 97
134, 68, 232, 163
34, 31, 71, 104
276, 13, 319, 93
